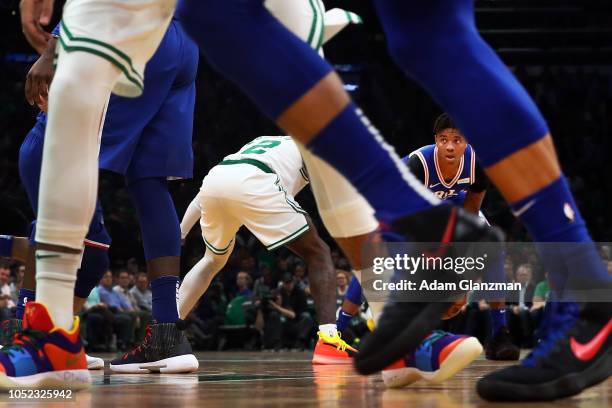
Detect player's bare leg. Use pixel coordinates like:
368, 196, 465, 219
285, 217, 336, 329
178, 245, 234, 319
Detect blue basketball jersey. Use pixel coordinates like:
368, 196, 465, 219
406, 144, 476, 206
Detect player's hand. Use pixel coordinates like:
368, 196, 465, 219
25, 37, 56, 110
20, 0, 54, 54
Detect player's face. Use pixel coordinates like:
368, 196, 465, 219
435, 129, 467, 165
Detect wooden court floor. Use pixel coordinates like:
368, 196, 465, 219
0, 351, 609, 408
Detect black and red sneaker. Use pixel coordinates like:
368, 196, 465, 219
477, 301, 611, 401
354, 204, 504, 375
109, 322, 198, 374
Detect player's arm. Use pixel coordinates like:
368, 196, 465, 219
403, 154, 426, 185
20, 0, 54, 54
464, 162, 489, 214
24, 22, 59, 109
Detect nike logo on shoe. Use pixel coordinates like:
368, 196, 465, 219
570, 318, 612, 362
65, 353, 82, 368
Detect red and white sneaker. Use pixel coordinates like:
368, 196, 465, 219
312, 331, 358, 365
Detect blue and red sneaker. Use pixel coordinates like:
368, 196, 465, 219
0, 302, 90, 390
382, 330, 482, 388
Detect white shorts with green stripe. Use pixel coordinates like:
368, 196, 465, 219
59, 0, 176, 97
197, 162, 309, 254
265, 0, 326, 53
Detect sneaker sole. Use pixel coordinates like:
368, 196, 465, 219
312, 354, 354, 365
477, 347, 612, 401
0, 369, 91, 391
109, 354, 199, 374
382, 337, 483, 388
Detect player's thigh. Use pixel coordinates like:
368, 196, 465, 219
299, 144, 378, 238
239, 173, 310, 251
126, 83, 195, 181
199, 171, 243, 256
59, 0, 176, 98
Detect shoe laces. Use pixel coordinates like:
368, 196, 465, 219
318, 331, 348, 352
125, 324, 153, 358
418, 330, 448, 350
0, 328, 46, 355
523, 302, 579, 367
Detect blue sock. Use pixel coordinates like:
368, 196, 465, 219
309, 104, 438, 222
490, 309, 507, 335
151, 276, 179, 323
336, 311, 354, 332
346, 277, 363, 305
16, 289, 36, 320
0, 235, 13, 257
510, 177, 612, 296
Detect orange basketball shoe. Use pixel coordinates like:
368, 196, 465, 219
312, 331, 358, 365
0, 302, 90, 390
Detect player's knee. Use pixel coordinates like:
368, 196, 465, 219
50, 71, 102, 114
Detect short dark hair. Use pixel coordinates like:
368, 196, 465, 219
433, 113, 458, 135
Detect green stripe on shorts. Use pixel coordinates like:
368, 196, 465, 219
203, 236, 234, 255
58, 36, 144, 93
60, 21, 143, 84
266, 224, 310, 250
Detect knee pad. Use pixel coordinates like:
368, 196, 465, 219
299, 144, 378, 238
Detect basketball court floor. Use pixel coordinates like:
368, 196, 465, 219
0, 351, 609, 407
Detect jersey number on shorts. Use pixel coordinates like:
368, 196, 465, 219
241, 139, 281, 154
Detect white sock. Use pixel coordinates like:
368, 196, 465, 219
319, 323, 338, 338
35, 250, 81, 330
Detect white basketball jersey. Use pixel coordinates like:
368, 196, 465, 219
223, 136, 309, 196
